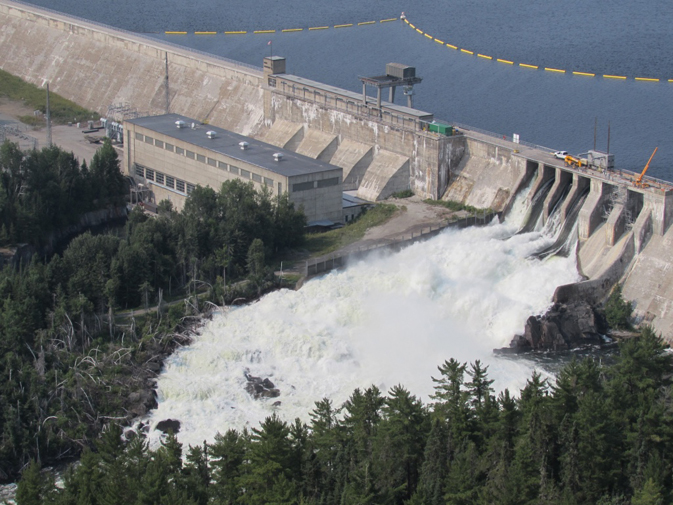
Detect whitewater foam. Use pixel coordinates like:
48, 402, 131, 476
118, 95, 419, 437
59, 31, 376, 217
146, 202, 581, 449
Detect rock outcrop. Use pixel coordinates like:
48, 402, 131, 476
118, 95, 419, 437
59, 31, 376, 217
497, 300, 607, 353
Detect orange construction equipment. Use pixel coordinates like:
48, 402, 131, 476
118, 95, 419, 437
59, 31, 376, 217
634, 147, 658, 187
564, 154, 586, 168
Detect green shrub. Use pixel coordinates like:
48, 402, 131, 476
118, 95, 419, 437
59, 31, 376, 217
605, 285, 633, 330
423, 199, 488, 214
390, 189, 414, 199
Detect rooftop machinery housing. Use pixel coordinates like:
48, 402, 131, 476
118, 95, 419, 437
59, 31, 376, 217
124, 114, 344, 224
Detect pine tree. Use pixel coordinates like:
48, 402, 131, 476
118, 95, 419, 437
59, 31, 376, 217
16, 459, 55, 505
209, 429, 247, 505
414, 418, 448, 505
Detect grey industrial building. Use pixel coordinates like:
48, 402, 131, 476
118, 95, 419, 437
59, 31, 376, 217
123, 114, 343, 224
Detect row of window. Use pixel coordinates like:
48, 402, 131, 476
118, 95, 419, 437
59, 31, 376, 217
135, 164, 194, 195
292, 177, 340, 193
134, 131, 275, 188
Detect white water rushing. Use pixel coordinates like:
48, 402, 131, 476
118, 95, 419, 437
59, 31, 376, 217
146, 193, 581, 448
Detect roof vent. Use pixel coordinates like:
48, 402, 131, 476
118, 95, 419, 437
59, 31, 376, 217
273, 153, 283, 161
206, 130, 216, 139
175, 120, 186, 129
239, 141, 249, 150
191, 122, 196, 129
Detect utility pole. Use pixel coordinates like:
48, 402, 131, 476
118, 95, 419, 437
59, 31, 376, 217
164, 53, 170, 114
46, 83, 52, 147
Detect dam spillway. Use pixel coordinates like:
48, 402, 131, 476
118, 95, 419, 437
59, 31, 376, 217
2, 0, 673, 335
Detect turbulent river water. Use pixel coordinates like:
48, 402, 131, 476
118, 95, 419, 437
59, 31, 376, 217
145, 189, 580, 448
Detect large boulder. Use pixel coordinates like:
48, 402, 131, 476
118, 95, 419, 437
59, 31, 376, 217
497, 301, 606, 353
156, 419, 181, 434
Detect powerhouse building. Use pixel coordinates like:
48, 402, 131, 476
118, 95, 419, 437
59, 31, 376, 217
123, 114, 343, 224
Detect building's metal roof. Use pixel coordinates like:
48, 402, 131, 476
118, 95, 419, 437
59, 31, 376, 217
126, 114, 340, 178
342, 191, 371, 208
275, 74, 433, 120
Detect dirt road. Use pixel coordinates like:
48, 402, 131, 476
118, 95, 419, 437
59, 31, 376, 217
0, 98, 105, 164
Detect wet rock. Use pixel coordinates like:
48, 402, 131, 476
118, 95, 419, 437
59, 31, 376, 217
146, 361, 161, 373
127, 389, 158, 418
272, 401, 282, 407
497, 301, 606, 353
156, 419, 181, 434
244, 369, 280, 400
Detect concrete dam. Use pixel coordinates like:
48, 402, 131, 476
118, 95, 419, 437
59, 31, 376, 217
1, 0, 673, 340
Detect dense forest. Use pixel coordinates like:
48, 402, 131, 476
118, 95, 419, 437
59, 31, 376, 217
14, 328, 673, 505
0, 139, 125, 246
0, 139, 306, 482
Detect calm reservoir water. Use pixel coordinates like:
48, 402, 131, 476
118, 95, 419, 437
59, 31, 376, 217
21, 0, 673, 180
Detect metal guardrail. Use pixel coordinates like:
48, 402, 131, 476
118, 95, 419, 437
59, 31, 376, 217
270, 87, 428, 135
7, 0, 263, 75
453, 121, 673, 191
452, 121, 557, 153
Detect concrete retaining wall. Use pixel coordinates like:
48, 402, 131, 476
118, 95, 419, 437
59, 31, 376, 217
554, 231, 635, 306
305, 212, 501, 279
0, 0, 266, 136
442, 137, 526, 211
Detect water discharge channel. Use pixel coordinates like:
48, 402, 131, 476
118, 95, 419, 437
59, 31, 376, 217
147, 188, 582, 448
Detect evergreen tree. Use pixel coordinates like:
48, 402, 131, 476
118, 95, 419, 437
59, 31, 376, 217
209, 429, 247, 505
413, 418, 448, 505
16, 460, 55, 505
604, 285, 633, 330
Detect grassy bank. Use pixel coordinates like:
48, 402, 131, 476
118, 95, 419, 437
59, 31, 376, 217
424, 198, 489, 214
0, 69, 98, 126
304, 203, 398, 256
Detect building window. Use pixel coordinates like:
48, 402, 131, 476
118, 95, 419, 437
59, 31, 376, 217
134, 164, 144, 177
207, 157, 217, 167
145, 168, 155, 181
155, 140, 164, 149
135, 132, 143, 141
218, 161, 228, 170
176, 147, 185, 155
156, 172, 165, 185
196, 154, 206, 163
176, 180, 185, 193
165, 143, 174, 152
317, 177, 340, 188
292, 181, 315, 192
186, 150, 195, 160
251, 173, 262, 183
264, 177, 273, 187
240, 169, 250, 179
144, 136, 153, 145
187, 183, 195, 195
229, 165, 239, 175
166, 176, 175, 189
